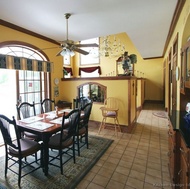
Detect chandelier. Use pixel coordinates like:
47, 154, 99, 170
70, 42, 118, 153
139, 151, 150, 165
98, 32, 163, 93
99, 35, 125, 57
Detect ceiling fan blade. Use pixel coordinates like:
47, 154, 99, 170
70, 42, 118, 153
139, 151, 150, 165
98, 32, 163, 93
75, 43, 99, 48
74, 47, 89, 55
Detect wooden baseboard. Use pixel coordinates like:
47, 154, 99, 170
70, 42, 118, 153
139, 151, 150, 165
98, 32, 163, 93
89, 120, 135, 133
144, 100, 164, 104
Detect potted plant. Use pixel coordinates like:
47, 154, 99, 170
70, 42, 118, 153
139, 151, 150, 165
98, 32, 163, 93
63, 69, 68, 77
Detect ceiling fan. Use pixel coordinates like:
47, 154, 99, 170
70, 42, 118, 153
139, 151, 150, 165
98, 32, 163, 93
56, 13, 99, 57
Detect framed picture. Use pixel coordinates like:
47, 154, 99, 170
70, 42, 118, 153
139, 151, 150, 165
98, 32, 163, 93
54, 86, 59, 97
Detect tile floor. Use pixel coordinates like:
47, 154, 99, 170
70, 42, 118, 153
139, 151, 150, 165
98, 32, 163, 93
0, 103, 172, 189
77, 103, 172, 189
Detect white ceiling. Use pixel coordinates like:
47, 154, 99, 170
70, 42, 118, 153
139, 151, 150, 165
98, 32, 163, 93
0, 0, 178, 58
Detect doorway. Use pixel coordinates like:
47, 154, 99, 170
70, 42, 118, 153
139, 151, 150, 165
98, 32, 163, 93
0, 69, 17, 144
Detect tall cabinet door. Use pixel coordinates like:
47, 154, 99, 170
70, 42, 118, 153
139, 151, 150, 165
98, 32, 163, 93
170, 35, 178, 123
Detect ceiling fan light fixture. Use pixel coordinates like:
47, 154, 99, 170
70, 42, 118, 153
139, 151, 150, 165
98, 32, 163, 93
56, 13, 97, 57
70, 50, 75, 57
60, 48, 75, 57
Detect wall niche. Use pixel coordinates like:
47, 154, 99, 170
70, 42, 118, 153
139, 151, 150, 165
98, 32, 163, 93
77, 82, 107, 104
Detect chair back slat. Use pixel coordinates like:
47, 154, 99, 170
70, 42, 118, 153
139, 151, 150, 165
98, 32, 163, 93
16, 102, 36, 120
61, 109, 80, 142
81, 102, 93, 127
0, 114, 20, 149
104, 97, 119, 110
41, 99, 55, 113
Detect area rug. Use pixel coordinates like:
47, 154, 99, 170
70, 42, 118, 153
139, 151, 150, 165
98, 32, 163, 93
152, 111, 168, 119
0, 135, 113, 189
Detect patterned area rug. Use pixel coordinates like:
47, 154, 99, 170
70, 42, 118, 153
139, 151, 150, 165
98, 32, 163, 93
0, 135, 113, 189
152, 111, 168, 119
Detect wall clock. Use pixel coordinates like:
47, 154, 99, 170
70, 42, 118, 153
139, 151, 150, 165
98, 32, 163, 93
54, 78, 59, 85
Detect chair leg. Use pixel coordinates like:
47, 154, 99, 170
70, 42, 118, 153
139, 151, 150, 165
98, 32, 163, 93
98, 117, 106, 134
86, 133, 89, 149
5, 153, 8, 177
59, 150, 63, 175
73, 143, 76, 163
35, 152, 38, 163
18, 158, 22, 187
114, 118, 118, 137
116, 117, 121, 132
40, 147, 44, 169
77, 135, 80, 156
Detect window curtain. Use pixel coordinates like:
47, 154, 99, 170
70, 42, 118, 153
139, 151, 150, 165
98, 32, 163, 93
63, 67, 73, 76
0, 54, 53, 72
78, 66, 101, 76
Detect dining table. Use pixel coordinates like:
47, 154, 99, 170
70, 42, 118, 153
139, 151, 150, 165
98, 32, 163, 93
16, 108, 73, 176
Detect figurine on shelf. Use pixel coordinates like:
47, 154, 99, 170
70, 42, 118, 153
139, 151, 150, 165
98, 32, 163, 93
122, 52, 131, 75
116, 51, 137, 76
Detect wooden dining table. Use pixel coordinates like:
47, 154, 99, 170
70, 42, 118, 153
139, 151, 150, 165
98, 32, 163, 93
16, 109, 72, 176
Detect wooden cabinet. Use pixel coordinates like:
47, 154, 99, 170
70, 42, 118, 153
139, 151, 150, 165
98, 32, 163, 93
168, 129, 190, 188
179, 136, 190, 189
168, 122, 179, 186
57, 100, 72, 109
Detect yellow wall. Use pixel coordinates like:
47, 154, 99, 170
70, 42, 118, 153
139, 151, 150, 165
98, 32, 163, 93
0, 25, 63, 103
59, 79, 130, 125
72, 32, 164, 101
1, 22, 164, 104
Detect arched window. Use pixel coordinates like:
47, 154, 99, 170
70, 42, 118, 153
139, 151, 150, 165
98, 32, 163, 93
0, 43, 51, 118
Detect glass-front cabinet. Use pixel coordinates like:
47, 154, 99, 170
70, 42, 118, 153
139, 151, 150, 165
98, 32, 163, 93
182, 40, 190, 89
180, 50, 185, 94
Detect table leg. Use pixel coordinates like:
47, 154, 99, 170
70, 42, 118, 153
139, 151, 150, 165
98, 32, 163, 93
42, 134, 50, 176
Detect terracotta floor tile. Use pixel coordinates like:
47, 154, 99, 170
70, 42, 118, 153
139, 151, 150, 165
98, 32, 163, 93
77, 179, 91, 189
119, 159, 133, 169
84, 171, 96, 181
102, 161, 117, 171
131, 163, 146, 173
76, 103, 171, 189
106, 179, 125, 189
115, 165, 130, 176
146, 167, 162, 178
92, 174, 110, 187
111, 172, 128, 184
87, 182, 105, 189
126, 177, 144, 189
133, 157, 147, 167
129, 169, 145, 181
98, 167, 114, 179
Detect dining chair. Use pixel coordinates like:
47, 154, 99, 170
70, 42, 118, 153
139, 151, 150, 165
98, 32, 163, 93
16, 102, 40, 141
98, 97, 121, 137
75, 102, 93, 156
40, 98, 55, 113
48, 108, 80, 174
0, 114, 43, 187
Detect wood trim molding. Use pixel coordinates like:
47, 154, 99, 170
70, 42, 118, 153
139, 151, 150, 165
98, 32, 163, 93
0, 19, 59, 45
61, 76, 138, 81
163, 0, 186, 56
